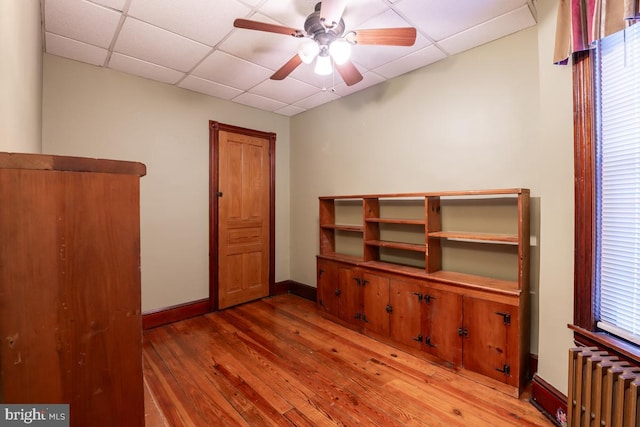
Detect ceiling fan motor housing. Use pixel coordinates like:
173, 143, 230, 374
305, 2, 345, 46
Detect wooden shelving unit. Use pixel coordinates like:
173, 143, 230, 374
317, 189, 530, 397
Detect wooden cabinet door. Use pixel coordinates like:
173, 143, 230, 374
422, 286, 463, 367
462, 297, 513, 384
362, 272, 390, 336
389, 279, 423, 349
317, 260, 362, 326
317, 259, 339, 316
337, 267, 363, 325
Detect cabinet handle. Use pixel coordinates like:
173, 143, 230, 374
318, 269, 324, 276
413, 334, 423, 343
424, 336, 436, 348
496, 364, 511, 376
385, 304, 393, 313
423, 294, 435, 304
361, 314, 369, 323
412, 292, 423, 302
495, 311, 511, 325
354, 277, 361, 286
457, 327, 468, 338
334, 289, 341, 296
362, 279, 369, 286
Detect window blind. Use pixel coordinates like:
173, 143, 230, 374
595, 23, 640, 346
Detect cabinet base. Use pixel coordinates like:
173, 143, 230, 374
317, 306, 522, 398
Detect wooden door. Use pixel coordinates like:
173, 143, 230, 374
422, 285, 463, 367
462, 297, 512, 383
362, 272, 390, 336
210, 122, 275, 310
389, 279, 423, 349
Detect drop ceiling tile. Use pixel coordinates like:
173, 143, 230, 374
374, 44, 447, 79
88, 0, 127, 11
394, 0, 529, 41
354, 7, 421, 34
45, 32, 108, 66
274, 104, 307, 116
219, 13, 303, 71
191, 51, 273, 90
293, 90, 340, 110
249, 78, 318, 104
437, 5, 536, 55
258, 0, 317, 28
249, 78, 319, 104
108, 53, 184, 84
232, 92, 288, 111
342, 0, 390, 29
331, 71, 386, 97
44, 0, 122, 48
179, 75, 244, 100
113, 18, 211, 72
127, 0, 252, 46
349, 10, 431, 70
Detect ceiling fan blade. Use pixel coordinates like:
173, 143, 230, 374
271, 55, 303, 80
234, 18, 304, 37
320, 0, 347, 28
352, 27, 417, 46
335, 60, 363, 86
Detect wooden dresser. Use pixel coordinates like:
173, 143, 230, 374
0, 152, 146, 426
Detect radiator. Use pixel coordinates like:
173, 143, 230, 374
567, 347, 640, 427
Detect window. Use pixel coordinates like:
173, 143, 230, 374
593, 24, 640, 347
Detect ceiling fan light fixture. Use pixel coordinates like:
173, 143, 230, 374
314, 54, 333, 75
298, 40, 320, 64
329, 40, 351, 65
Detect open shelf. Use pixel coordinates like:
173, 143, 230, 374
320, 224, 364, 233
366, 218, 425, 225
319, 188, 529, 293
365, 239, 426, 252
428, 231, 519, 244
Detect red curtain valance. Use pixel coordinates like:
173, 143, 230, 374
554, 0, 640, 64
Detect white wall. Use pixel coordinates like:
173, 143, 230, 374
42, 54, 291, 312
534, 0, 576, 396
289, 0, 574, 395
0, 0, 42, 153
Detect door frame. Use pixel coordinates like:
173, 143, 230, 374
208, 121, 276, 311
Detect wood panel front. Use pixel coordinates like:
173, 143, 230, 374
317, 259, 339, 315
362, 272, 390, 336
59, 171, 143, 425
463, 297, 514, 385
0, 169, 64, 402
389, 279, 423, 349
338, 266, 362, 325
0, 167, 144, 426
422, 285, 463, 367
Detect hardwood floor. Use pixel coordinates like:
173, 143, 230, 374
143, 294, 554, 426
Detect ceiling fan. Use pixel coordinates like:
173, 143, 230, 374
233, 0, 417, 86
